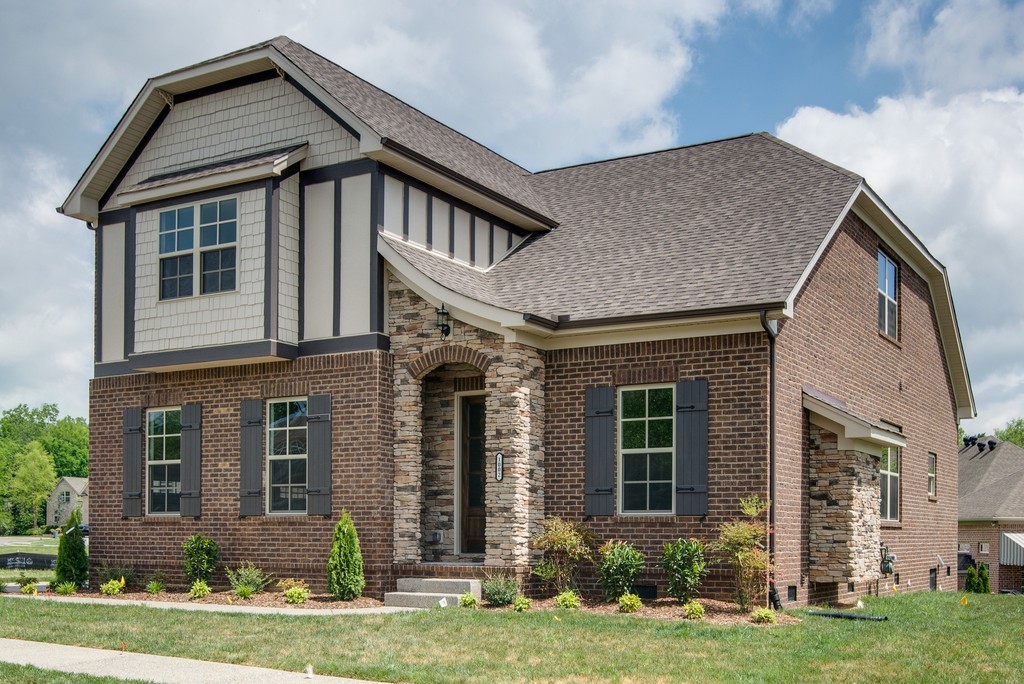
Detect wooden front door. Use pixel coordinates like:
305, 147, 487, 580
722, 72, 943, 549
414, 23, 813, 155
461, 395, 486, 554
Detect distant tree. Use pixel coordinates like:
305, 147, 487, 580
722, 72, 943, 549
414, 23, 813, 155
0, 403, 59, 446
995, 418, 1024, 449
9, 442, 57, 530
39, 416, 89, 477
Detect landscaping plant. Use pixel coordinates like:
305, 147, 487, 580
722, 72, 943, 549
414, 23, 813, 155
618, 592, 642, 614
597, 541, 645, 600
326, 509, 365, 600
532, 517, 596, 592
145, 580, 165, 595
53, 581, 77, 596
98, 563, 138, 590
225, 560, 273, 597
979, 562, 991, 593
459, 592, 479, 608
751, 607, 777, 624
54, 509, 88, 588
182, 534, 219, 584
284, 584, 310, 605
554, 588, 582, 609
712, 496, 772, 611
661, 538, 707, 602
684, 600, 705, 620
482, 572, 520, 606
100, 578, 124, 596
189, 579, 211, 600
965, 565, 980, 592
512, 595, 531, 612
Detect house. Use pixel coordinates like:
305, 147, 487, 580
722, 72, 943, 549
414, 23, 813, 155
958, 437, 1024, 592
60, 37, 974, 605
46, 477, 88, 528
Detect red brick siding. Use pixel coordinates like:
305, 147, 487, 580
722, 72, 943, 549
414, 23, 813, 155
958, 522, 1024, 592
88, 351, 395, 597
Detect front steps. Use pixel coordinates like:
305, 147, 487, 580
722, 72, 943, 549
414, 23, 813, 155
384, 577, 482, 609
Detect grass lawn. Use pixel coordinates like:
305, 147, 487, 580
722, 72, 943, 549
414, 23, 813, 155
0, 662, 149, 684
0, 592, 1021, 682
0, 536, 59, 556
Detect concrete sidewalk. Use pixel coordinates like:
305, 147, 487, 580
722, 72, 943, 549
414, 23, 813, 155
0, 638, 388, 684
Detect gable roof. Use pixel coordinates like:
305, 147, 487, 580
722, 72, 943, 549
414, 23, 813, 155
959, 438, 1024, 520
56, 477, 88, 496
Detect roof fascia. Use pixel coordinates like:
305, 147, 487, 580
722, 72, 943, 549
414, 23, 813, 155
803, 393, 907, 455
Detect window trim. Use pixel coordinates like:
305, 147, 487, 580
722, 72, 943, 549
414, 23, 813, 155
617, 383, 676, 516
157, 195, 239, 301
880, 446, 900, 522
146, 406, 182, 516
877, 249, 899, 339
265, 396, 309, 515
58, 490, 71, 505
927, 452, 937, 498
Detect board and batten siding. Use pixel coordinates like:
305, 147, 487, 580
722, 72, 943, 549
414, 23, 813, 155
100, 222, 126, 362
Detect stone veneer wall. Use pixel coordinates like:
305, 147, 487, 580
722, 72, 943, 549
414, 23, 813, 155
388, 272, 544, 566
807, 426, 881, 585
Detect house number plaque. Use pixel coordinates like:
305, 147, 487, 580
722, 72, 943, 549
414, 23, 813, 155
495, 452, 504, 481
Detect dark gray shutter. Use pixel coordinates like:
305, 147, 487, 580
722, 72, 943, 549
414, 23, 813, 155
676, 379, 709, 516
122, 407, 143, 518
306, 394, 332, 516
179, 403, 202, 518
584, 386, 615, 516
239, 399, 264, 517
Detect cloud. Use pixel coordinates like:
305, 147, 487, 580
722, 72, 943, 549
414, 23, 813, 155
777, 87, 1024, 433
790, 0, 837, 28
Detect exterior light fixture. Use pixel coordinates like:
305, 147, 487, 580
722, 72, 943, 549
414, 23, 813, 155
436, 305, 451, 340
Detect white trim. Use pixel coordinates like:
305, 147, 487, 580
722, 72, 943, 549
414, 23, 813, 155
265, 396, 309, 515
617, 384, 676, 516
453, 390, 487, 556
803, 394, 906, 456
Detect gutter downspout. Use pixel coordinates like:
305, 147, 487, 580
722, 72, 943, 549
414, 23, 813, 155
760, 310, 778, 603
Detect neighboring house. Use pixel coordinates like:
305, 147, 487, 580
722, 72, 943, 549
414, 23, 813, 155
958, 437, 1024, 592
60, 37, 974, 605
46, 477, 88, 527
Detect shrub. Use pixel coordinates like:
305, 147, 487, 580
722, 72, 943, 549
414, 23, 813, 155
277, 578, 308, 592
711, 496, 772, 611
55, 510, 89, 588
226, 561, 273, 597
98, 562, 138, 590
21, 583, 38, 595
979, 562, 991, 593
513, 595, 531, 612
597, 541, 645, 600
482, 572, 520, 606
182, 534, 219, 584
100, 578, 124, 596
145, 580, 165, 595
327, 509, 365, 600
531, 517, 596, 592
661, 538, 708, 603
965, 565, 979, 592
54, 581, 77, 596
684, 600, 705, 620
554, 588, 581, 609
16, 573, 37, 588
751, 607, 777, 624
618, 592, 642, 614
459, 592, 479, 608
189, 579, 212, 600
284, 585, 310, 605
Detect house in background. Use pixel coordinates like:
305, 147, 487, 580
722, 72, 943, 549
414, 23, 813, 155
959, 437, 1024, 592
60, 37, 973, 605
46, 476, 88, 527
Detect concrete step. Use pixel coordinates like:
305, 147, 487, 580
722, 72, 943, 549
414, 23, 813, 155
396, 577, 481, 598
384, 591, 464, 609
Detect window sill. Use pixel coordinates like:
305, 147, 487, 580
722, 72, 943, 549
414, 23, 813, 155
158, 289, 238, 305
929, 496, 938, 503
881, 521, 902, 529
878, 331, 902, 349
139, 515, 186, 523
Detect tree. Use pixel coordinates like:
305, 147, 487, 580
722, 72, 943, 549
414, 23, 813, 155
55, 509, 89, 587
327, 509, 365, 600
995, 418, 1024, 449
0, 403, 59, 445
39, 416, 89, 477
9, 442, 56, 530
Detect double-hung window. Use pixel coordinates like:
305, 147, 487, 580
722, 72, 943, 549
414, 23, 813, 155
267, 398, 308, 514
619, 385, 674, 514
928, 453, 937, 497
158, 198, 237, 300
880, 447, 899, 521
877, 250, 898, 338
58, 490, 70, 505
147, 408, 182, 514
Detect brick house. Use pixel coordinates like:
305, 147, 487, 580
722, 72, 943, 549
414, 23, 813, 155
60, 37, 974, 605
958, 437, 1024, 593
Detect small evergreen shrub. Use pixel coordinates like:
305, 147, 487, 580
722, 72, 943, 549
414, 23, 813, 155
459, 592, 479, 608
684, 600, 705, 620
965, 565, 979, 592
482, 572, 520, 606
597, 541, 645, 600
54, 581, 77, 596
284, 585, 310, 604
532, 518, 596, 592
618, 592, 642, 614
979, 562, 991, 593
513, 595, 531, 612
98, 563, 138, 589
751, 607, 777, 624
661, 538, 708, 603
554, 588, 581, 609
145, 581, 165, 595
327, 510, 365, 600
54, 510, 89, 588
189, 579, 212, 600
100, 578, 124, 596
226, 561, 273, 596
182, 534, 219, 584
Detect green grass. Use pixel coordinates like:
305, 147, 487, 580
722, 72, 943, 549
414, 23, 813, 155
0, 662, 151, 684
0, 536, 59, 556
0, 592, 1020, 682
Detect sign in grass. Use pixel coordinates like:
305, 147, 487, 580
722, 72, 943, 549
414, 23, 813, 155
0, 553, 57, 571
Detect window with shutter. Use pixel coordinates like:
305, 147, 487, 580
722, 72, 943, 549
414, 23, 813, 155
584, 387, 615, 516
266, 398, 309, 514
146, 407, 182, 515
239, 399, 264, 516
122, 407, 143, 518
179, 403, 202, 518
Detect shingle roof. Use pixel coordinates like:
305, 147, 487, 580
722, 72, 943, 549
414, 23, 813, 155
959, 438, 1024, 520
60, 477, 88, 495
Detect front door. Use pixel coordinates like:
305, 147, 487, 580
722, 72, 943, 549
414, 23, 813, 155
460, 395, 486, 554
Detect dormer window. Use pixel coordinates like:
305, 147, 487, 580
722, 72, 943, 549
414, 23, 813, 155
159, 197, 237, 300
877, 250, 898, 338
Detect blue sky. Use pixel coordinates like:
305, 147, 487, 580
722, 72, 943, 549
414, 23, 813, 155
0, 0, 1021, 436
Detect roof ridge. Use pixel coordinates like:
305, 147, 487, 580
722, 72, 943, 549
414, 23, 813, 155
758, 132, 862, 182
531, 133, 757, 175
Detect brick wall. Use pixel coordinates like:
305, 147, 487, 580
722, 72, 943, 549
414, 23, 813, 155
88, 350, 395, 597
958, 522, 1024, 592
775, 212, 960, 605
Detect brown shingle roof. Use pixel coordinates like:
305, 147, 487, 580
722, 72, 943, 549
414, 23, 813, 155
959, 438, 1024, 520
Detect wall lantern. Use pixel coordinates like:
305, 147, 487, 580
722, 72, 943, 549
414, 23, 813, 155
495, 452, 504, 481
436, 304, 451, 340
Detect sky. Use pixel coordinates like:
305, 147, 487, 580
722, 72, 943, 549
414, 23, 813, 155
0, 0, 1021, 435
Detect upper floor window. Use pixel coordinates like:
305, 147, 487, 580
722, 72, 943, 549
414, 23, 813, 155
927, 453, 937, 497
267, 398, 308, 514
58, 490, 70, 504
880, 447, 899, 522
877, 250, 898, 338
147, 407, 182, 514
619, 385, 674, 514
159, 198, 237, 300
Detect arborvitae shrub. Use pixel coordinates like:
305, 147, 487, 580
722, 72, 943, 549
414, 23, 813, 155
979, 562, 991, 593
965, 565, 980, 593
54, 509, 89, 587
327, 509, 365, 600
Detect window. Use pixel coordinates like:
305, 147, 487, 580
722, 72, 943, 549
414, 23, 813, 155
877, 250, 898, 338
158, 197, 236, 300
958, 542, 970, 553
147, 408, 182, 514
980, 543, 990, 555
619, 385, 674, 514
928, 453, 937, 497
58, 490, 70, 505
880, 447, 899, 521
267, 398, 308, 513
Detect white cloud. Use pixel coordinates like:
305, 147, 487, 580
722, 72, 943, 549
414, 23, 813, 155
790, 0, 837, 28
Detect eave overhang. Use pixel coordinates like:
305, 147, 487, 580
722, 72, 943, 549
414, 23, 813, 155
803, 390, 907, 457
